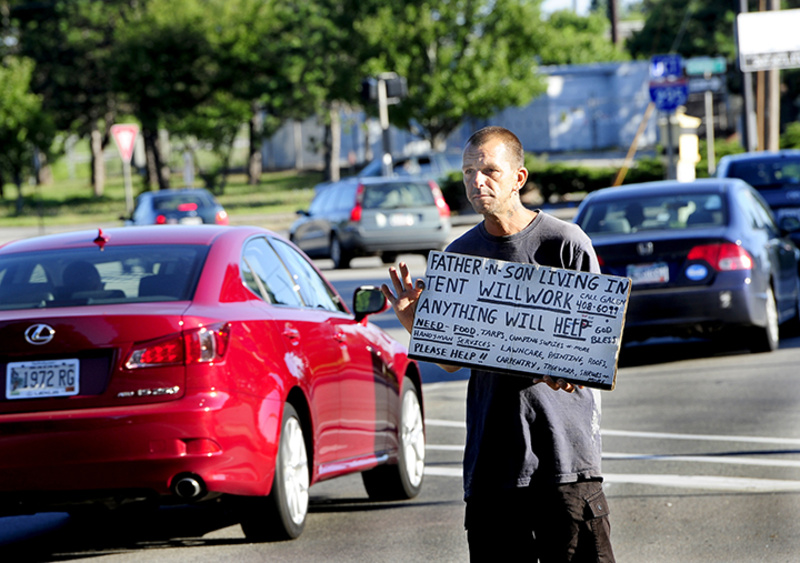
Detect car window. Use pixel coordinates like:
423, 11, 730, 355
737, 188, 776, 231
727, 159, 800, 189
270, 239, 345, 313
362, 182, 435, 209
152, 193, 211, 211
241, 238, 303, 307
579, 193, 727, 235
309, 188, 334, 215
0, 245, 207, 310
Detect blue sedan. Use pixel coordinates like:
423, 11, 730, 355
573, 179, 800, 353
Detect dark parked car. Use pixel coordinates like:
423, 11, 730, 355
0, 225, 424, 540
125, 188, 229, 226
716, 150, 800, 243
574, 179, 800, 352
290, 177, 451, 268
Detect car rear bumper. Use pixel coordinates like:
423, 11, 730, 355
340, 222, 451, 254
623, 277, 766, 341
0, 390, 282, 513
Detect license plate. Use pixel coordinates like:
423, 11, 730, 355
6, 359, 80, 400
179, 216, 203, 225
389, 213, 415, 227
627, 262, 669, 285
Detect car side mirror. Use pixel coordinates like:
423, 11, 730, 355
353, 286, 388, 322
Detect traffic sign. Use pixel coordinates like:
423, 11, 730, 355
650, 54, 683, 80
110, 123, 139, 164
685, 56, 727, 76
649, 78, 689, 112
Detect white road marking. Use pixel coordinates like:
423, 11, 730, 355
427, 419, 800, 446
424, 420, 800, 491
602, 473, 800, 492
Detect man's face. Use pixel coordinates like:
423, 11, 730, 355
461, 138, 527, 217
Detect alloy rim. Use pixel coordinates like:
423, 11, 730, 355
282, 417, 309, 525
401, 389, 425, 487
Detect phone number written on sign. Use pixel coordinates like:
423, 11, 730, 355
409, 252, 631, 390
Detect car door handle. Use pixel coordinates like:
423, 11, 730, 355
282, 325, 301, 341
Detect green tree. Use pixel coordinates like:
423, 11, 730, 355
539, 10, 630, 65
626, 0, 737, 59
168, 91, 251, 193
110, 0, 222, 190
359, 0, 550, 150
9, 0, 126, 196
0, 56, 56, 213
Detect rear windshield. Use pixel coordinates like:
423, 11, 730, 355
152, 193, 214, 211
0, 245, 208, 310
578, 193, 728, 235
362, 182, 435, 209
726, 159, 800, 189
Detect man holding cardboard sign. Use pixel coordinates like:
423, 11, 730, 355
382, 127, 615, 562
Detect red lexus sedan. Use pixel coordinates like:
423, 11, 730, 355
0, 225, 425, 540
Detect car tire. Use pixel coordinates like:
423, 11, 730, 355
750, 285, 780, 353
330, 237, 352, 269
361, 380, 425, 501
240, 403, 310, 541
381, 252, 398, 265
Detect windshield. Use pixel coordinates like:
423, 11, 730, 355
0, 245, 208, 310
726, 159, 800, 189
578, 193, 727, 235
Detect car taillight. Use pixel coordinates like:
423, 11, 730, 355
156, 214, 167, 225
350, 183, 365, 222
126, 323, 231, 369
215, 210, 229, 225
429, 181, 451, 218
687, 242, 753, 271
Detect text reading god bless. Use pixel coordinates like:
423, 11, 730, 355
409, 252, 631, 391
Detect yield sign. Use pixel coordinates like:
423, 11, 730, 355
110, 123, 139, 163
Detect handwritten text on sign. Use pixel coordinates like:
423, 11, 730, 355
408, 252, 631, 390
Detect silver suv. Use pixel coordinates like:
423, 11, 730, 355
290, 177, 452, 268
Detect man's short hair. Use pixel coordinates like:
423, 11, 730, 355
465, 126, 525, 169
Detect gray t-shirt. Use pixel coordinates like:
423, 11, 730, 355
446, 211, 604, 498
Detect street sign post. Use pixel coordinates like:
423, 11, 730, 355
649, 55, 685, 180
110, 124, 139, 215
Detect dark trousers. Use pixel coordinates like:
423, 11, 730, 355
465, 480, 615, 563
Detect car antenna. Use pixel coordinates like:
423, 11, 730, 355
93, 228, 109, 251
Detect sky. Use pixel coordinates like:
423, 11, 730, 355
541, 0, 592, 15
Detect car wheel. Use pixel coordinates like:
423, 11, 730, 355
361, 380, 425, 501
240, 403, 309, 541
381, 252, 398, 265
750, 285, 780, 353
330, 237, 352, 269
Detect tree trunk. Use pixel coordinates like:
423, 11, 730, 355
90, 121, 105, 197
248, 101, 263, 184
143, 127, 169, 190
323, 104, 341, 182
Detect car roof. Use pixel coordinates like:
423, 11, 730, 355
718, 149, 800, 164
582, 179, 745, 204
0, 225, 270, 254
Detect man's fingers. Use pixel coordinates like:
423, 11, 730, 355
380, 283, 397, 306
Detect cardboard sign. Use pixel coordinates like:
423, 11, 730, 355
408, 252, 631, 390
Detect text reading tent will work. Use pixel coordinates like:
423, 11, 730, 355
409, 252, 631, 390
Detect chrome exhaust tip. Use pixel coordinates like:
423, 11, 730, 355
172, 474, 207, 501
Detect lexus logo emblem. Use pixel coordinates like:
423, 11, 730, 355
636, 242, 654, 256
25, 324, 55, 345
